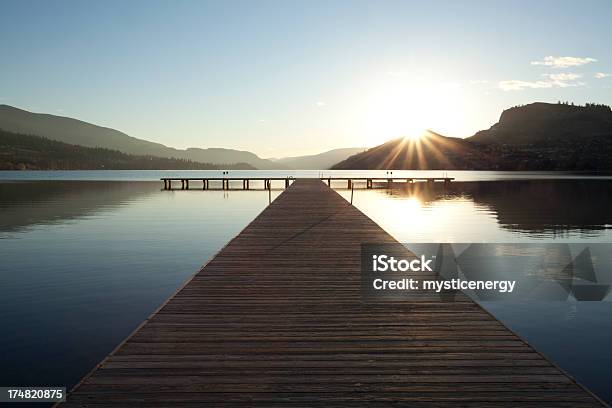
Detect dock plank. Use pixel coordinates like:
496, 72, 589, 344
57, 179, 606, 407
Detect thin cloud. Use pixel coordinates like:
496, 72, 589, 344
499, 80, 553, 91
545, 72, 581, 81
543, 72, 584, 87
531, 56, 597, 68
499, 73, 583, 91
595, 72, 611, 79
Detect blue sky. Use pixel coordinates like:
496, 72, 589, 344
1, 0, 611, 157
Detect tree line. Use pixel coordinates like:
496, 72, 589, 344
0, 129, 253, 170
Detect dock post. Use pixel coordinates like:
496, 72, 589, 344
246, 179, 249, 190
285, 178, 289, 188
327, 178, 330, 186
367, 179, 372, 189
347, 179, 352, 189
186, 180, 189, 190
205, 180, 208, 190
181, 179, 185, 190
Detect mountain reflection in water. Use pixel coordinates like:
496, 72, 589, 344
348, 179, 612, 240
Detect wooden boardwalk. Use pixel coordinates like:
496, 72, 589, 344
58, 179, 606, 407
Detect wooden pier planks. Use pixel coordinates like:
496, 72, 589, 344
57, 179, 606, 407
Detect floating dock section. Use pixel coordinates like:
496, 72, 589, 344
160, 176, 454, 190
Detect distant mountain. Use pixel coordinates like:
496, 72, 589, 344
332, 103, 612, 171
0, 104, 280, 169
180, 147, 280, 169
272, 147, 365, 169
332, 131, 492, 170
0, 129, 255, 170
469, 102, 612, 145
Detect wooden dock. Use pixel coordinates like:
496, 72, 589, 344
58, 180, 606, 407
161, 176, 454, 190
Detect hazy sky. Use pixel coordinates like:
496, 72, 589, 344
1, 0, 611, 157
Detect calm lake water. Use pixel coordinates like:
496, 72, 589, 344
2, 170, 612, 405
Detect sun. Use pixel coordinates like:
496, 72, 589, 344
359, 73, 468, 147
403, 132, 427, 142
361, 88, 429, 145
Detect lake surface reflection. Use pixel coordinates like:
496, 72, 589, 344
0, 181, 281, 399
1, 177, 612, 405
341, 179, 612, 241
340, 179, 612, 403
